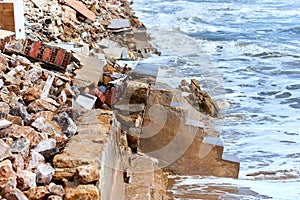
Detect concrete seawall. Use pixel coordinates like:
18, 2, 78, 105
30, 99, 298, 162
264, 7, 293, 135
0, 0, 239, 199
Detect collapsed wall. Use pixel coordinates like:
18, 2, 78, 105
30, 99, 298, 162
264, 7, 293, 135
0, 0, 240, 199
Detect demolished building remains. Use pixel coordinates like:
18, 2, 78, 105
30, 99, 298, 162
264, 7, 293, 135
0, 0, 239, 199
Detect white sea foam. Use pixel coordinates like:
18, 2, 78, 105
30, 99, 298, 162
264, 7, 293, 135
133, 0, 300, 199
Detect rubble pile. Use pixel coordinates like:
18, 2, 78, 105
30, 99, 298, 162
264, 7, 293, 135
23, 0, 157, 60
0, 53, 77, 200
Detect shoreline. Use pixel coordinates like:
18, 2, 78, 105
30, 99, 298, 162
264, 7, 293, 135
0, 0, 239, 199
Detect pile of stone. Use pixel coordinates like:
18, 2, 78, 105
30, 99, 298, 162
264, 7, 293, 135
0, 53, 77, 200
23, 0, 157, 60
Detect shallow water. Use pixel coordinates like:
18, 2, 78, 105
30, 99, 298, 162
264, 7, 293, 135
133, 0, 300, 199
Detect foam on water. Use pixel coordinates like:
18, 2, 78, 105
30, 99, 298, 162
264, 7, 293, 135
133, 0, 300, 199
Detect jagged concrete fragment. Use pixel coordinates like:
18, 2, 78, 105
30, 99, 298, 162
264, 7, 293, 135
139, 83, 240, 178
5, 188, 28, 200
0, 119, 12, 129
124, 154, 168, 200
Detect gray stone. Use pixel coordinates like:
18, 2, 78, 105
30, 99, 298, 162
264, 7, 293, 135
53, 112, 77, 138
10, 138, 30, 157
36, 163, 54, 184
27, 151, 45, 170
34, 139, 56, 153
17, 170, 36, 191
31, 117, 47, 131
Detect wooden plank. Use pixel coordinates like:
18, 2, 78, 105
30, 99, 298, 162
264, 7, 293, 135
41, 74, 55, 99
2, 3, 13, 11
59, 0, 96, 21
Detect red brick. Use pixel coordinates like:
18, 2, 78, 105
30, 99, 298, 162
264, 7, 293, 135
43, 47, 51, 62
29, 41, 40, 57
55, 49, 65, 66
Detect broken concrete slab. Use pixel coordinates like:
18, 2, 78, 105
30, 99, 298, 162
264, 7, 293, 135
139, 83, 240, 178
75, 94, 97, 110
108, 19, 131, 29
73, 53, 104, 87
102, 47, 127, 60
124, 154, 168, 200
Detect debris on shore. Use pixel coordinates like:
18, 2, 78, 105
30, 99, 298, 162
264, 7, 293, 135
0, 0, 239, 199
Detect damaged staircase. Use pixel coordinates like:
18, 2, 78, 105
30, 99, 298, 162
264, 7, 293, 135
112, 64, 240, 199
138, 83, 240, 178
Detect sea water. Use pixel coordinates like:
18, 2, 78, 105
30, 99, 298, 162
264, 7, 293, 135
132, 0, 300, 199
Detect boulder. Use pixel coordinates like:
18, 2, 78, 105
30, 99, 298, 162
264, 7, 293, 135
64, 185, 99, 200
77, 165, 100, 184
